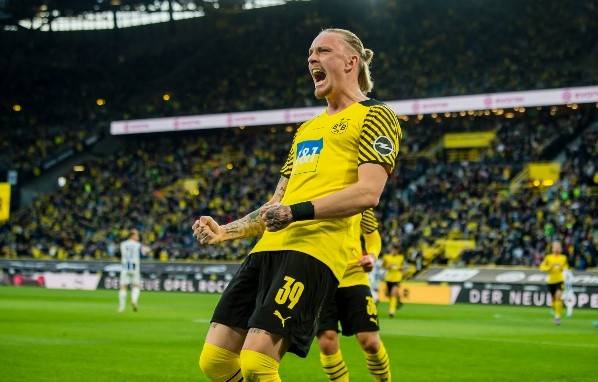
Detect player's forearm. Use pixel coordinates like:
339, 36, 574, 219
221, 209, 266, 240
311, 181, 381, 219
539, 263, 550, 271
309, 163, 387, 219
363, 230, 382, 258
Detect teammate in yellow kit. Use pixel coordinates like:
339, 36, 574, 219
382, 248, 405, 318
317, 208, 391, 382
539, 241, 569, 325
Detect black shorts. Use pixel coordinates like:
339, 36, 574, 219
318, 284, 379, 336
386, 281, 399, 296
211, 250, 338, 358
548, 282, 564, 297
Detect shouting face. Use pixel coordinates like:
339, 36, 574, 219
308, 31, 357, 100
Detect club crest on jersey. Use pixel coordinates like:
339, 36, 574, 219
331, 118, 350, 134
373, 136, 394, 156
294, 138, 323, 174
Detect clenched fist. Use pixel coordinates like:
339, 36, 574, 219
192, 216, 227, 244
259, 203, 293, 232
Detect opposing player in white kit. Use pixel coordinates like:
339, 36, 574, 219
368, 257, 385, 304
562, 269, 575, 318
118, 229, 150, 312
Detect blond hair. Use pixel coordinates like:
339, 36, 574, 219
324, 28, 374, 95
551, 241, 562, 253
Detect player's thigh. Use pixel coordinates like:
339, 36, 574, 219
131, 271, 141, 286
205, 324, 248, 354
385, 281, 398, 296
119, 272, 132, 286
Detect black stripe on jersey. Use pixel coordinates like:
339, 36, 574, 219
280, 131, 299, 177
280, 151, 293, 177
358, 143, 394, 167
361, 208, 379, 233
359, 106, 400, 164
359, 124, 384, 159
359, 98, 385, 107
368, 105, 402, 141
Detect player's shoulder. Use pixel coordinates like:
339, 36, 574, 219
359, 98, 387, 107
359, 99, 395, 115
358, 99, 401, 135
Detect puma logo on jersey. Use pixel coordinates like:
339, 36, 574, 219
273, 310, 292, 327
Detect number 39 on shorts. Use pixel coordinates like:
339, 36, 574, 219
275, 276, 305, 309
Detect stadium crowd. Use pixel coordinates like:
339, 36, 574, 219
1, 0, 597, 271
1, 105, 596, 271
2, 0, 596, 174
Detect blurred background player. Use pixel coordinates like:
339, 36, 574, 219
382, 247, 405, 318
118, 229, 150, 313
317, 208, 391, 382
539, 241, 569, 325
368, 254, 385, 305
562, 268, 575, 318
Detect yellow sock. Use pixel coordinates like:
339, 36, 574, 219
198, 343, 242, 382
389, 296, 398, 314
240, 350, 281, 382
320, 351, 349, 382
554, 300, 563, 319
365, 342, 391, 382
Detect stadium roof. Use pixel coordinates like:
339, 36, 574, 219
0, 0, 298, 31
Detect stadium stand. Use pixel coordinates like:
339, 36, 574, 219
1, 0, 597, 272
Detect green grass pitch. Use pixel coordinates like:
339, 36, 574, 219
1, 286, 596, 381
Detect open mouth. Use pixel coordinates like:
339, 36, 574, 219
311, 69, 326, 86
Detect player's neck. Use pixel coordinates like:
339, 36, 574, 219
325, 88, 367, 115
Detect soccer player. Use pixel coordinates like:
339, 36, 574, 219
369, 255, 385, 305
317, 208, 391, 382
118, 229, 150, 313
192, 28, 401, 382
539, 241, 569, 325
562, 269, 575, 318
382, 247, 405, 318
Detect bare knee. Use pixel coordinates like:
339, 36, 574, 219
355, 332, 381, 354
317, 330, 340, 355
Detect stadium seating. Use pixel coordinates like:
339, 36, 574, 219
1, 0, 596, 270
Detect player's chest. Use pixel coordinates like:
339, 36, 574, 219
296, 116, 362, 153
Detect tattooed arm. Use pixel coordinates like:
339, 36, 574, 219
192, 176, 288, 244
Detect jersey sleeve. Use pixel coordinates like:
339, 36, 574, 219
360, 208, 379, 234
358, 104, 402, 173
363, 230, 382, 258
280, 128, 300, 177
539, 256, 550, 271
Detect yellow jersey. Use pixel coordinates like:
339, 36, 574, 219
339, 208, 381, 288
251, 100, 401, 281
382, 253, 404, 283
539, 253, 569, 284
